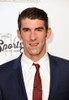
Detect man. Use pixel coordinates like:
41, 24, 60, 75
0, 7, 69, 100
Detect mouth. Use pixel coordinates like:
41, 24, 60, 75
29, 43, 39, 48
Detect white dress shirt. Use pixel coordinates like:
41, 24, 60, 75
21, 52, 50, 100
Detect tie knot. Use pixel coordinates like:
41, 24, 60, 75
33, 63, 40, 70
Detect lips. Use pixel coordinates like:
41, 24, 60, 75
29, 43, 39, 48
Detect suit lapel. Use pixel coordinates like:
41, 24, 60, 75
12, 54, 28, 100
48, 54, 60, 100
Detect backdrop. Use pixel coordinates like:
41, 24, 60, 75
0, 0, 69, 64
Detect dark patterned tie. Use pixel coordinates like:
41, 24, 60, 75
33, 63, 42, 100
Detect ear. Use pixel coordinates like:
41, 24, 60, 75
17, 30, 22, 40
46, 28, 52, 39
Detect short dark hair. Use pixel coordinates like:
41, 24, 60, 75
18, 7, 48, 31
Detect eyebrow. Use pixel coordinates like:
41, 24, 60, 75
35, 27, 44, 30
22, 27, 44, 31
22, 28, 30, 31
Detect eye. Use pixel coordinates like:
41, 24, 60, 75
36, 27, 44, 32
37, 29, 42, 31
22, 28, 30, 32
24, 29, 29, 32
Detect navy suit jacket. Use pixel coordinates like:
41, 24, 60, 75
0, 53, 69, 100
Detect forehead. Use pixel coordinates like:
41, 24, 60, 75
21, 18, 45, 28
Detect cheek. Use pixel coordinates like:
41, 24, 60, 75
22, 38, 27, 48
22, 36, 29, 45
40, 35, 46, 43
21, 34, 28, 41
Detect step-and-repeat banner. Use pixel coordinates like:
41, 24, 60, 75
0, 0, 69, 64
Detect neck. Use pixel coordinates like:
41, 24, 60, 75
24, 51, 46, 62
30, 55, 45, 62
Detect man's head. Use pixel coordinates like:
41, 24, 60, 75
17, 7, 51, 62
18, 7, 48, 31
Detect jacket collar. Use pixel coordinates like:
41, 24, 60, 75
12, 53, 28, 100
48, 53, 60, 100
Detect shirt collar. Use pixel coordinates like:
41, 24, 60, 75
21, 53, 33, 73
37, 53, 50, 72
21, 52, 49, 72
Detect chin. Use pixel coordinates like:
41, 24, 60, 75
28, 51, 41, 56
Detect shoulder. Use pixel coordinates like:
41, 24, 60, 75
48, 53, 69, 79
48, 53, 69, 66
0, 54, 22, 72
48, 53, 69, 62
0, 54, 22, 85
0, 59, 15, 71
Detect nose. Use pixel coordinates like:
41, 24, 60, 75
30, 30, 36, 41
